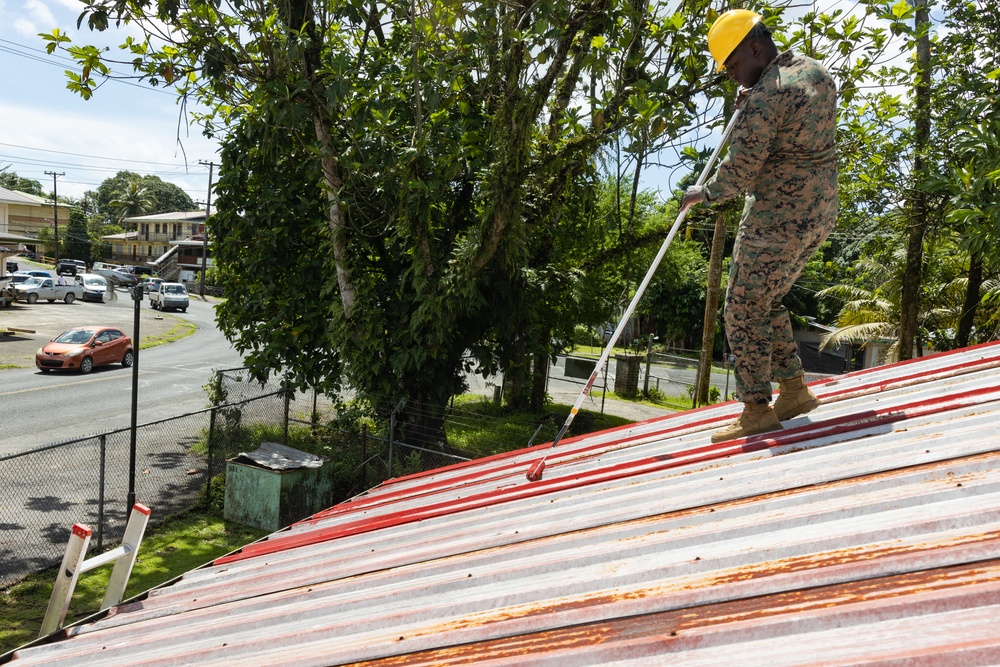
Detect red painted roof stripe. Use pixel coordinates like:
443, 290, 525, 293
305, 353, 1000, 523
215, 384, 1000, 566
304, 409, 737, 523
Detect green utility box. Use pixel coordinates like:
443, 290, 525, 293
224, 442, 337, 532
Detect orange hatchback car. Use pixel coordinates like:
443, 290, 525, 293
36, 327, 134, 374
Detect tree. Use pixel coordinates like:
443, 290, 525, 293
89, 171, 196, 224
929, 0, 1000, 349
64, 207, 92, 261
819, 236, 969, 364
109, 176, 156, 227
142, 177, 197, 214
0, 168, 44, 196
52, 0, 725, 440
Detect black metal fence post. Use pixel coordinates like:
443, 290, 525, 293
97, 434, 107, 551
361, 423, 368, 489
283, 375, 290, 446
206, 407, 217, 505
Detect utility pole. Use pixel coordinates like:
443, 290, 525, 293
45, 171, 65, 263
198, 161, 215, 298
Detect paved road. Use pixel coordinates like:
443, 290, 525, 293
0, 290, 243, 456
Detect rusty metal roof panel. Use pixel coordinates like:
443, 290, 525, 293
7, 342, 1000, 666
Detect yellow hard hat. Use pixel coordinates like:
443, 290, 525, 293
708, 9, 763, 73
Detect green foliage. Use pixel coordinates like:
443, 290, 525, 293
573, 324, 601, 348
212, 118, 340, 395
447, 395, 632, 457
87, 171, 196, 226
47, 0, 923, 430
64, 207, 92, 261
0, 168, 44, 196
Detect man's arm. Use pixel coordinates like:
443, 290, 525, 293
682, 84, 783, 211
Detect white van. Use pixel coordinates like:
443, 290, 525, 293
74, 273, 109, 302
149, 282, 189, 312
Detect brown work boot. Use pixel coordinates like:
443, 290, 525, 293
711, 402, 782, 443
773, 374, 820, 421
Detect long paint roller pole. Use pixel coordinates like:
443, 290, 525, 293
526, 108, 743, 482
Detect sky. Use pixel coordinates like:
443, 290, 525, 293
0, 0, 219, 204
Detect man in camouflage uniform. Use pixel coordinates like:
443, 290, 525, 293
681, 11, 838, 443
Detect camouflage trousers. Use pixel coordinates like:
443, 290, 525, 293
725, 188, 837, 405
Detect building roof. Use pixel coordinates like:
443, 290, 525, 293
7, 342, 1000, 665
0, 231, 37, 244
123, 211, 206, 224
0, 185, 54, 207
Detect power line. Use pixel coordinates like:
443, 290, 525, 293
0, 142, 210, 169
0, 38, 174, 96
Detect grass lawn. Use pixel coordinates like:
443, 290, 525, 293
0, 511, 267, 657
447, 396, 635, 457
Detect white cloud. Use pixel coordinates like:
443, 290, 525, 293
24, 0, 56, 30
0, 99, 219, 200
13, 17, 38, 37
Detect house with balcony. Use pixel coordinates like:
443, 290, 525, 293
103, 211, 212, 282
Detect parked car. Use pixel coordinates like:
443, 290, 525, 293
11, 270, 52, 284
14, 277, 84, 304
35, 326, 134, 374
138, 276, 164, 293
149, 282, 189, 312
91, 261, 121, 273
56, 259, 87, 276
75, 273, 109, 302
6, 260, 18, 273
20, 250, 36, 260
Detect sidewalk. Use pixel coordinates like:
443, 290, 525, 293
547, 388, 675, 423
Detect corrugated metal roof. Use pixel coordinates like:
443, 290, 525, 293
8, 342, 1000, 666
0, 186, 57, 206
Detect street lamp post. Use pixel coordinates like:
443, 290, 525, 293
127, 283, 142, 510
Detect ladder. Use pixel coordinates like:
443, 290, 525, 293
39, 504, 151, 638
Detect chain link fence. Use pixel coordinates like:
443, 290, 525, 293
1, 353, 734, 591
0, 369, 323, 591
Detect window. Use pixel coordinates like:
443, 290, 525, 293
155, 223, 160, 234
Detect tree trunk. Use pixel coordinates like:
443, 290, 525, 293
956, 250, 983, 349
899, 0, 932, 361
530, 350, 549, 412
397, 399, 448, 471
504, 329, 531, 410
696, 210, 728, 405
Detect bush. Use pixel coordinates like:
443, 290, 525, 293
572, 324, 601, 348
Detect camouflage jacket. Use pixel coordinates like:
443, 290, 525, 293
703, 51, 838, 232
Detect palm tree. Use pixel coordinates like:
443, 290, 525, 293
109, 178, 155, 229
818, 245, 964, 365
